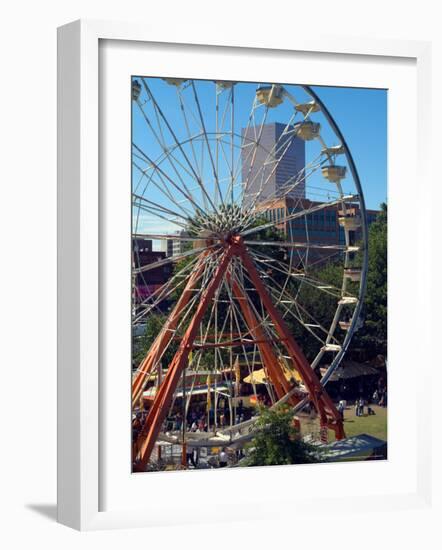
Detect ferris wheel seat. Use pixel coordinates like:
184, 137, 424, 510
338, 296, 358, 305
295, 101, 320, 115
162, 78, 188, 86
293, 121, 321, 140
322, 144, 345, 156
322, 165, 347, 182
338, 215, 362, 231
215, 81, 234, 89
132, 80, 141, 101
322, 344, 342, 352
256, 85, 284, 107
344, 267, 362, 282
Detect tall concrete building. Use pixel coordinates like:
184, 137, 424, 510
242, 122, 306, 207
159, 238, 174, 257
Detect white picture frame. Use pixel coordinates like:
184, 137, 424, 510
57, 19, 433, 531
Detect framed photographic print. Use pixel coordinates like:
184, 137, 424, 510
57, 19, 432, 530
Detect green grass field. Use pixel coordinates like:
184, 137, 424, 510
301, 404, 387, 443
338, 405, 387, 441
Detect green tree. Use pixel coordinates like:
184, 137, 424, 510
133, 313, 178, 369
351, 203, 387, 359
245, 405, 322, 466
285, 261, 345, 361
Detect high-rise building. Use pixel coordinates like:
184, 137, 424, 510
242, 122, 306, 207
159, 238, 174, 257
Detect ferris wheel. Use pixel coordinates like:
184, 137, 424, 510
131, 77, 368, 471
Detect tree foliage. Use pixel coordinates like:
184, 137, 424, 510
245, 405, 322, 466
351, 203, 387, 358
133, 313, 178, 368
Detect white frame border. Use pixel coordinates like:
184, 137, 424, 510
57, 19, 432, 531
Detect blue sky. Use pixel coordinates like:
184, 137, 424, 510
132, 78, 387, 237
310, 85, 387, 210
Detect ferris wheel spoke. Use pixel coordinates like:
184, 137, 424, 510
241, 100, 272, 204
132, 145, 207, 218
133, 253, 206, 324
133, 232, 209, 242
259, 270, 341, 349
216, 88, 236, 203
255, 150, 326, 207
133, 158, 197, 219
133, 244, 220, 276
175, 88, 207, 210
134, 99, 207, 205
132, 203, 189, 232
132, 192, 191, 223
241, 152, 329, 231
240, 112, 303, 223
174, 87, 222, 215
248, 248, 346, 299
228, 267, 287, 404
243, 239, 351, 251
239, 97, 321, 225
240, 194, 358, 238
240, 259, 336, 347
189, 80, 224, 209
140, 79, 204, 187
243, 258, 339, 346
220, 274, 274, 405
133, 281, 205, 378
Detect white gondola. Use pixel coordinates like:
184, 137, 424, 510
322, 144, 345, 156
322, 165, 347, 182
295, 101, 320, 115
162, 78, 188, 86
338, 296, 358, 305
256, 85, 284, 107
344, 267, 362, 282
294, 121, 321, 141
338, 320, 351, 331
338, 214, 362, 231
132, 79, 141, 101
215, 81, 234, 89
322, 344, 342, 352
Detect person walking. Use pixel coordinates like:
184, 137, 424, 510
219, 448, 228, 468
337, 401, 344, 420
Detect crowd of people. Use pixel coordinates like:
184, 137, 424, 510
161, 398, 252, 434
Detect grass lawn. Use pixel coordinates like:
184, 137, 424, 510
338, 405, 387, 442
301, 405, 387, 443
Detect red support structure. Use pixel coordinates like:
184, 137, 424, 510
131, 250, 211, 408
237, 241, 345, 439
230, 276, 299, 405
133, 236, 344, 471
133, 245, 235, 471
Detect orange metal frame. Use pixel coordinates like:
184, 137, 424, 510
132, 236, 344, 471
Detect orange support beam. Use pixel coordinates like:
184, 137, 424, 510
238, 240, 345, 439
131, 249, 212, 408
134, 245, 235, 471
230, 276, 299, 405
